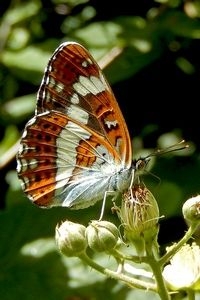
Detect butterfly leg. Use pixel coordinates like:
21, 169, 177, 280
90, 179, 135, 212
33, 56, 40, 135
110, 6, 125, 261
99, 190, 116, 220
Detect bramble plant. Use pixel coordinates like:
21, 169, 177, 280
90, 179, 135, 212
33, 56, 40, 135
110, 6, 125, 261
55, 187, 200, 300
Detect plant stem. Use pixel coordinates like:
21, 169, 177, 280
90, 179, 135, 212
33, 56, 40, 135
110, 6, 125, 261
159, 223, 199, 266
145, 242, 170, 300
187, 289, 195, 300
79, 252, 157, 292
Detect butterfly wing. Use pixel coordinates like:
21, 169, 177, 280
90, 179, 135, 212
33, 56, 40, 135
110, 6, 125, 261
37, 42, 131, 163
17, 42, 133, 208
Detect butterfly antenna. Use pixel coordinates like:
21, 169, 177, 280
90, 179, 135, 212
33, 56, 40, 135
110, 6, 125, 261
145, 139, 189, 159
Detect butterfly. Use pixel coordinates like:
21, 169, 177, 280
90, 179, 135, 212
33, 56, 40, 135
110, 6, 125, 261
16, 41, 146, 211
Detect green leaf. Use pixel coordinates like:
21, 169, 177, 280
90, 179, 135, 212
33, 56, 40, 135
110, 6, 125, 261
1, 0, 41, 26
1, 94, 35, 122
1, 46, 51, 84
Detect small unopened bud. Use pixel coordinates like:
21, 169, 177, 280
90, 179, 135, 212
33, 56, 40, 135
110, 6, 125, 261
117, 184, 159, 256
182, 195, 200, 225
86, 220, 119, 252
163, 242, 200, 290
55, 220, 87, 257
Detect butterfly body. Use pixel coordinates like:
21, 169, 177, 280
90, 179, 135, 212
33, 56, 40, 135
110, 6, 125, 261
16, 42, 134, 209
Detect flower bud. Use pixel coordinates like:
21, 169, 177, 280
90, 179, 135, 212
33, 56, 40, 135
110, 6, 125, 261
55, 220, 87, 257
117, 184, 159, 256
163, 242, 200, 290
85, 220, 119, 252
182, 195, 200, 225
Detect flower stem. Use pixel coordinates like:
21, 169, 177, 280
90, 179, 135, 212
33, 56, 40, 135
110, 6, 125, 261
159, 223, 199, 266
187, 289, 195, 300
145, 242, 170, 300
78, 252, 157, 291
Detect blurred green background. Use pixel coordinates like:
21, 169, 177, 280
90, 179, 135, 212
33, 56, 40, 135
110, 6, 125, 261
1, 0, 200, 299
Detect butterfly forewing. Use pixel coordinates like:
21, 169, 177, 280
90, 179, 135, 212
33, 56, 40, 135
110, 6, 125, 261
17, 42, 133, 208
37, 42, 132, 164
